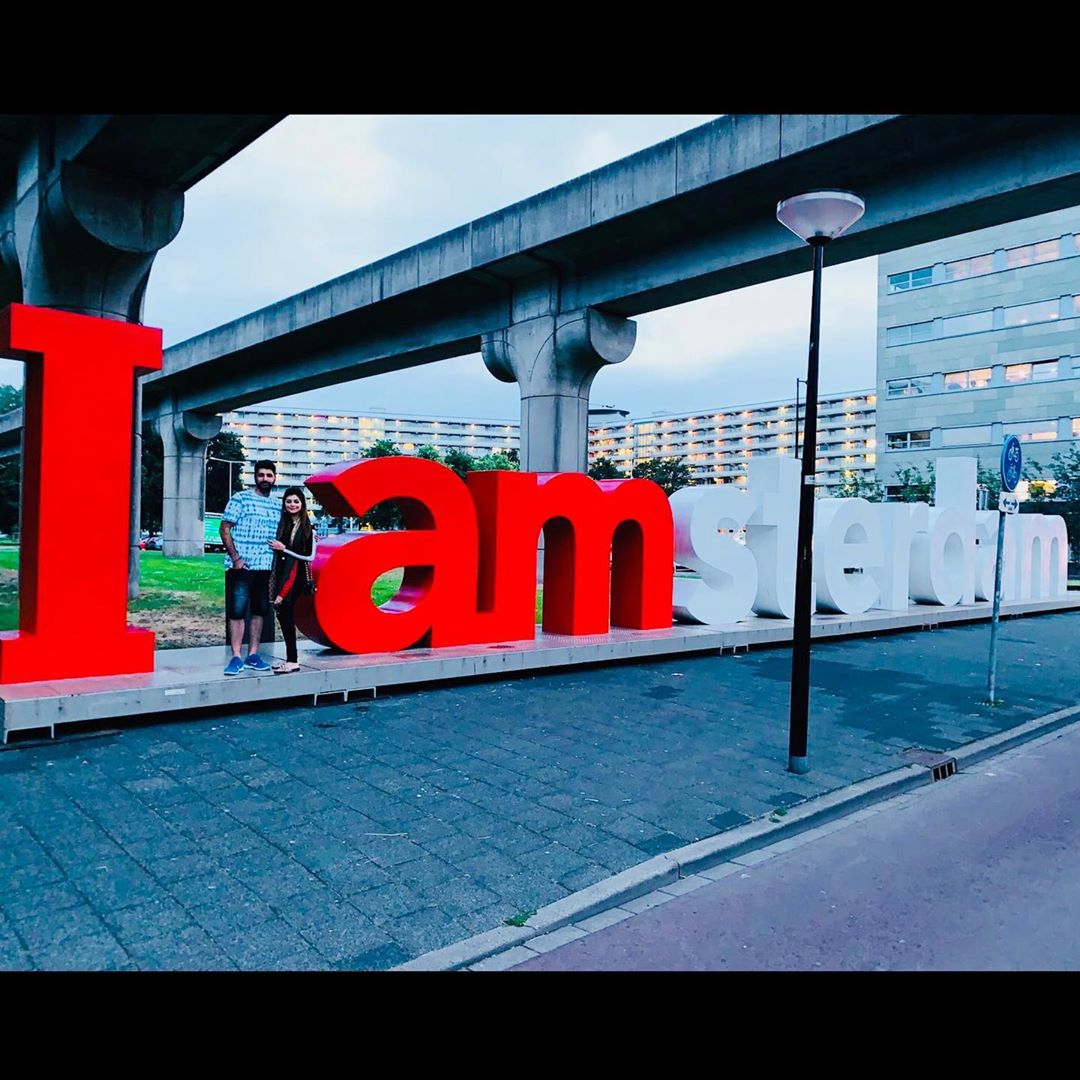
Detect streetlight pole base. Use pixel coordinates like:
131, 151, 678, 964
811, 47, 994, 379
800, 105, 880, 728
788, 754, 809, 775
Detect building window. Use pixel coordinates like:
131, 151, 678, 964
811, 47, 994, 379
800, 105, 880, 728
887, 430, 932, 450
1004, 298, 1060, 327
944, 367, 992, 391
886, 321, 935, 347
1003, 419, 1058, 443
1006, 238, 1060, 268
888, 266, 933, 292
887, 375, 933, 397
1005, 359, 1058, 384
1073, 418, 1080, 438
944, 253, 994, 281
942, 310, 994, 337
941, 425, 993, 447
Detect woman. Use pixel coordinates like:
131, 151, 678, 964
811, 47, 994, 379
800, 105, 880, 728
267, 486, 316, 673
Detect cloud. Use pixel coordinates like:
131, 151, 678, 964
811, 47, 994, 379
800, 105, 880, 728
146, 116, 411, 342
194, 115, 400, 213
622, 257, 878, 402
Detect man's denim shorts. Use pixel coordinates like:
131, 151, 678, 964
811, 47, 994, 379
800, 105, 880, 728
226, 569, 271, 620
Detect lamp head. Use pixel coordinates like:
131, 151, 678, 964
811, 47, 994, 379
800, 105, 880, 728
776, 190, 865, 243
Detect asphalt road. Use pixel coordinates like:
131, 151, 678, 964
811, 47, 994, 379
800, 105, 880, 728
514, 722, 1080, 970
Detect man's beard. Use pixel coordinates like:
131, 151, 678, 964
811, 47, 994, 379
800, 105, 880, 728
256, 481, 273, 494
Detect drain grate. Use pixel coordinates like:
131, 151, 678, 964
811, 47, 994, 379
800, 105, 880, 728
931, 758, 957, 782
903, 747, 958, 782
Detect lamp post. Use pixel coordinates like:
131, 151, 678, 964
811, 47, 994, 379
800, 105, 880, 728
206, 455, 240, 511
776, 190, 865, 774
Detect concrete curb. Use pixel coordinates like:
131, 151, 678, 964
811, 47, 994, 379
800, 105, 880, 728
394, 700, 1080, 972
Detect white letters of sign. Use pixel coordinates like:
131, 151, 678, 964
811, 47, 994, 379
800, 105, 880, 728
670, 455, 1068, 626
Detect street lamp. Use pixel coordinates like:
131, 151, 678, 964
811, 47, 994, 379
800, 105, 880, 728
206, 455, 240, 511
776, 190, 865, 774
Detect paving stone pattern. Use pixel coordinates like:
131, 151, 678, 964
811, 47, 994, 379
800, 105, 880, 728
0, 613, 1075, 970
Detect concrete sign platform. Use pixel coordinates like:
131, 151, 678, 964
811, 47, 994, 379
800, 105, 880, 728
2, 594, 1078, 741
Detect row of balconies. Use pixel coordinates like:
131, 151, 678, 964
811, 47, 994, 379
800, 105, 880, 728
610, 440, 873, 459
602, 423, 873, 446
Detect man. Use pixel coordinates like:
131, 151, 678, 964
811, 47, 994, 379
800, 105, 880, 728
220, 459, 282, 675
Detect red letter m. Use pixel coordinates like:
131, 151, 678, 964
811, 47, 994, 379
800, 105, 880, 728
469, 472, 674, 638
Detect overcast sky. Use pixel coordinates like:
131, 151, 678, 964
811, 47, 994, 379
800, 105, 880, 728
2, 115, 881, 418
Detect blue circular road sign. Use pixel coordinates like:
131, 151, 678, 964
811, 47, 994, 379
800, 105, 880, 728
1001, 435, 1023, 492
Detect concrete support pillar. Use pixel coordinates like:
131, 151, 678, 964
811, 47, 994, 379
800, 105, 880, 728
156, 411, 222, 558
482, 307, 636, 474
1, 123, 184, 596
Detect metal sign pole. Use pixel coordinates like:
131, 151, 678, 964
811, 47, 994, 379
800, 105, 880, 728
987, 509, 1006, 702
988, 434, 1022, 703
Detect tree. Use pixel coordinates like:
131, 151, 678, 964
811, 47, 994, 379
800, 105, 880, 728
976, 458, 1001, 507
416, 444, 443, 462
443, 448, 476, 480
633, 456, 694, 495
834, 472, 885, 500
891, 461, 935, 503
141, 429, 164, 534
206, 430, 245, 513
362, 439, 402, 460
0, 385, 21, 414
0, 385, 21, 535
359, 439, 404, 530
472, 451, 519, 472
589, 456, 625, 481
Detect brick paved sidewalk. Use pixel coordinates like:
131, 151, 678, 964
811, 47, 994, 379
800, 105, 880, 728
1, 612, 1076, 970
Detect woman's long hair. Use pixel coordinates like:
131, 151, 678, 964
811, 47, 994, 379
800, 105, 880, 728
276, 486, 314, 550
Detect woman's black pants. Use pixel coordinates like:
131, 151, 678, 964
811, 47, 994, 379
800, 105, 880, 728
275, 592, 300, 663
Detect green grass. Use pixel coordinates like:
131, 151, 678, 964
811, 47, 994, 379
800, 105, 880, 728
137, 551, 225, 597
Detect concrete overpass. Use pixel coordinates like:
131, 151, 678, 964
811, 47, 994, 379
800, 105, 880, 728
5, 114, 1080, 555
0, 114, 284, 579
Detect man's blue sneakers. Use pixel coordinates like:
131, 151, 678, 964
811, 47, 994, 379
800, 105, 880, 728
245, 653, 272, 672
223, 656, 245, 676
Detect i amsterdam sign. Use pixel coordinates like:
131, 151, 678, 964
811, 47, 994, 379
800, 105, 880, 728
0, 305, 1070, 685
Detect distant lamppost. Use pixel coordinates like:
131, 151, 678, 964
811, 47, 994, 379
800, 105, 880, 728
776, 190, 865, 774
206, 455, 240, 512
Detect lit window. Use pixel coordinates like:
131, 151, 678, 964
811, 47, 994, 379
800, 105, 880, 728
887, 430, 931, 450
944, 253, 994, 281
1006, 359, 1058, 384
1072, 418, 1080, 438
1004, 419, 1058, 443
944, 367, 991, 391
887, 375, 933, 397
